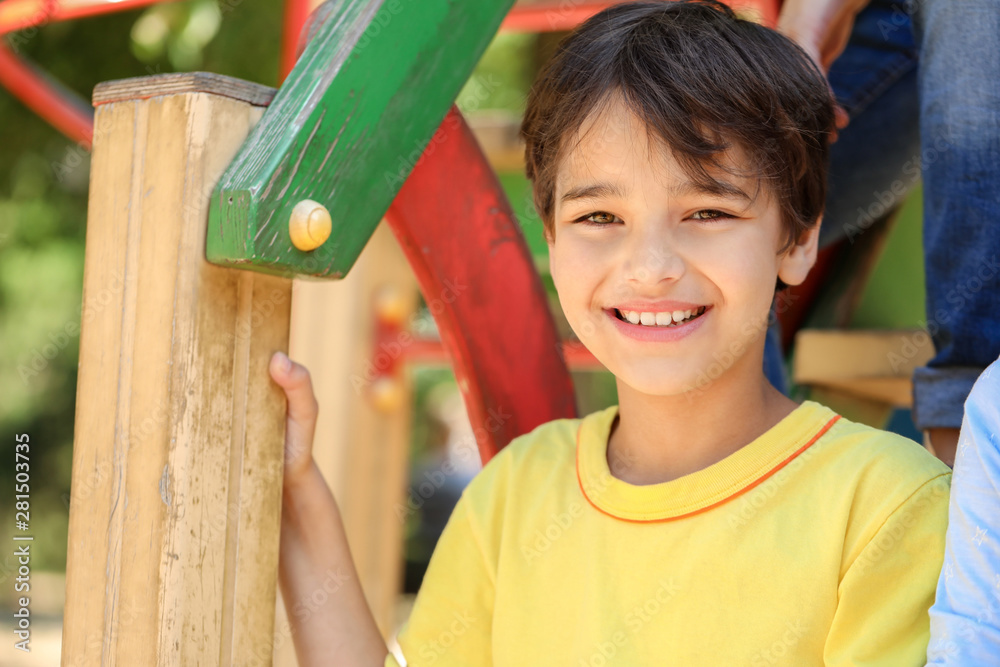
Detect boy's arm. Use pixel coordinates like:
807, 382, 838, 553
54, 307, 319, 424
824, 472, 951, 666
927, 359, 1000, 665
279, 461, 389, 666
270, 352, 388, 666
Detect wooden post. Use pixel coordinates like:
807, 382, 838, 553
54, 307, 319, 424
62, 73, 288, 666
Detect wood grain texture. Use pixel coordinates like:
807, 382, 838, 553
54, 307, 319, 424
92, 72, 276, 107
63, 84, 289, 666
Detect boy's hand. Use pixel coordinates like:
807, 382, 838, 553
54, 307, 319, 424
269, 351, 319, 488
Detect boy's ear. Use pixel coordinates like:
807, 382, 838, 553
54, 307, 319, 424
777, 217, 821, 287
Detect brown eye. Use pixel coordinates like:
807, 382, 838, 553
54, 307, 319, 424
577, 211, 621, 225
691, 209, 731, 222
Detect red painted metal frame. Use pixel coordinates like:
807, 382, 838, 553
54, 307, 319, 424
0, 42, 92, 144
279, 0, 312, 82
0, 0, 172, 35
386, 105, 578, 463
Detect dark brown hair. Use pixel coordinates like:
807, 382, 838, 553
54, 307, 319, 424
520, 0, 838, 256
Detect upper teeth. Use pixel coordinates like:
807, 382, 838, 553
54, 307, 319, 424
619, 307, 705, 326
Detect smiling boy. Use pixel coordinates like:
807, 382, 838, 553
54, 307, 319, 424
271, 2, 952, 665
548, 98, 813, 485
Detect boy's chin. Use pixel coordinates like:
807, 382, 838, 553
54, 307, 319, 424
615, 364, 716, 400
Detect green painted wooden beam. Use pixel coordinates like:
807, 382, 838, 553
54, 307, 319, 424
206, 0, 516, 279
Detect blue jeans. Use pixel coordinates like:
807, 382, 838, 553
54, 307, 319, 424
764, 0, 1000, 431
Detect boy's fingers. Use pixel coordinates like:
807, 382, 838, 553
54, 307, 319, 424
269, 352, 319, 461
272, 354, 318, 418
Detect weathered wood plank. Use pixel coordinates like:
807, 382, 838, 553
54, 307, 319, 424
63, 77, 288, 666
93, 72, 276, 107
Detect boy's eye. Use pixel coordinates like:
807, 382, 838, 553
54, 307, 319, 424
575, 211, 622, 225
573, 210, 734, 225
690, 209, 732, 222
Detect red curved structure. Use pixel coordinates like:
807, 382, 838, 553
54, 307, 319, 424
387, 106, 578, 463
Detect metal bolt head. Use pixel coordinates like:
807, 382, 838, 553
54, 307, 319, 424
289, 199, 332, 251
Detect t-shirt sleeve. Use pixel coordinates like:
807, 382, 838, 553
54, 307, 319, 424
385, 489, 496, 666
824, 472, 951, 666
927, 360, 1000, 665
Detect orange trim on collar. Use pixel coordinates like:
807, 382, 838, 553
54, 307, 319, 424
575, 414, 843, 523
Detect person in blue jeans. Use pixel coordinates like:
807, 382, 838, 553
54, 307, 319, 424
764, 0, 1000, 468
926, 355, 1000, 664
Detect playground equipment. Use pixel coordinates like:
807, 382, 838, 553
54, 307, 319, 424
0, 0, 932, 664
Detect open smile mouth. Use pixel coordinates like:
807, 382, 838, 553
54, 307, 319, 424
613, 305, 709, 328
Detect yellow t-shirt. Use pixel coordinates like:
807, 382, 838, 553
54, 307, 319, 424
387, 400, 951, 666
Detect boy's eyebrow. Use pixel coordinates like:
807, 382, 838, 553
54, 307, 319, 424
559, 179, 754, 205
559, 182, 630, 205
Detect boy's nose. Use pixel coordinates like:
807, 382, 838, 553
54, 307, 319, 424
623, 235, 685, 284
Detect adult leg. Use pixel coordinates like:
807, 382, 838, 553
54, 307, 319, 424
909, 0, 1000, 466
764, 0, 921, 392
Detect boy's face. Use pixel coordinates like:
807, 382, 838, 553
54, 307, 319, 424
547, 97, 818, 397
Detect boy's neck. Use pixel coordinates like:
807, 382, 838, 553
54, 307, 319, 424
607, 365, 799, 486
